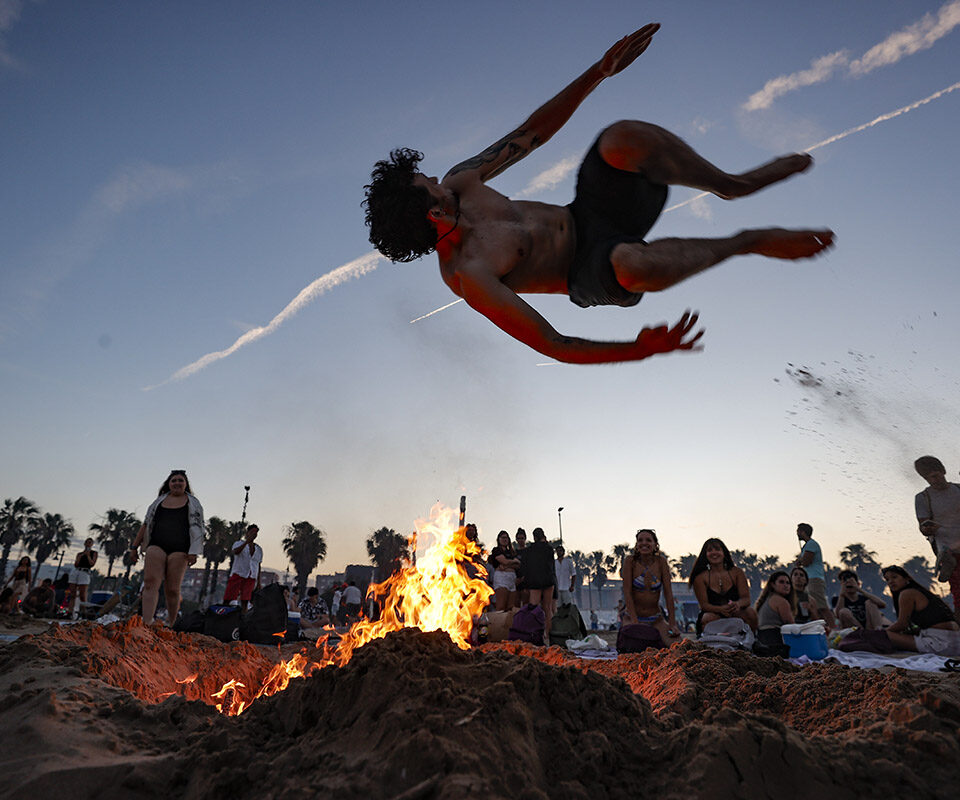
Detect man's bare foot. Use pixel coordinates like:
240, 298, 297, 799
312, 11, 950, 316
722, 154, 813, 199
740, 228, 835, 259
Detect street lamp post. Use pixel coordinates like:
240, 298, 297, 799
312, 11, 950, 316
557, 507, 564, 546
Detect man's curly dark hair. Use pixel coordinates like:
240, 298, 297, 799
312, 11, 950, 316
363, 148, 437, 263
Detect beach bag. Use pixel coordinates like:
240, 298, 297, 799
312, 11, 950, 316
549, 603, 588, 647
699, 618, 755, 652
173, 609, 205, 634
241, 583, 289, 644
837, 628, 895, 654
752, 628, 791, 658
508, 603, 546, 645
203, 605, 242, 642
616, 623, 665, 653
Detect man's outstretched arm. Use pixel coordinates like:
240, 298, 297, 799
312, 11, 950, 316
457, 267, 702, 365
445, 23, 660, 184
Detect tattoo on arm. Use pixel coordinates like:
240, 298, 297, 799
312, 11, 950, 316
447, 128, 541, 179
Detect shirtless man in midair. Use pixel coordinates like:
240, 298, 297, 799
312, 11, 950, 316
363, 23, 834, 365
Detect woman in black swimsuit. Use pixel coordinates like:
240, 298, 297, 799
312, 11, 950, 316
129, 470, 204, 625
688, 538, 757, 635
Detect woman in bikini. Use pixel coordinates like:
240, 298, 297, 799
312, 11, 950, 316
621, 529, 680, 645
688, 538, 757, 635
129, 469, 204, 625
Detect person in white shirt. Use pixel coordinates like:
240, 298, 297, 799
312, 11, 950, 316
555, 545, 576, 605
342, 580, 363, 622
223, 524, 262, 612
915, 455, 960, 613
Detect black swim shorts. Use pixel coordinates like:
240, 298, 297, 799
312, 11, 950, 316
566, 136, 668, 308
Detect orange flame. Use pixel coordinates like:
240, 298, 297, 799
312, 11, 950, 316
212, 503, 491, 716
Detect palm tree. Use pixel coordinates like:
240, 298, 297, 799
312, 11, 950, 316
672, 553, 698, 583
587, 549, 607, 610
366, 526, 411, 583
282, 521, 328, 595
0, 497, 41, 580
839, 542, 884, 596
903, 555, 936, 590
23, 512, 75, 586
200, 516, 235, 604
89, 509, 142, 577
730, 550, 783, 601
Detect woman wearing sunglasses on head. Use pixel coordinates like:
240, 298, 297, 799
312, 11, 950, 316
129, 469, 204, 625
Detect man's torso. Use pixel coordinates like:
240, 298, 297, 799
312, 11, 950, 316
916, 484, 960, 552
437, 176, 575, 297
801, 538, 825, 580
231, 541, 262, 578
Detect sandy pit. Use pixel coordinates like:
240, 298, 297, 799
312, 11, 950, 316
1, 620, 959, 799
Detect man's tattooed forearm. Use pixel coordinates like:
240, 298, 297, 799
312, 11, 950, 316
448, 129, 540, 177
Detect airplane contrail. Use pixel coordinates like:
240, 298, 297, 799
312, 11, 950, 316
658, 80, 960, 215
145, 250, 383, 389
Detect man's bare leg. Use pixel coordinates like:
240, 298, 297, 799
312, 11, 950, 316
613, 228, 834, 293
599, 120, 812, 199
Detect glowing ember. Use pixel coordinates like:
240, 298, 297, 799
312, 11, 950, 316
214, 503, 492, 716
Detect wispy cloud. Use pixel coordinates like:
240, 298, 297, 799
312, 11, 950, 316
517, 155, 579, 197
744, 51, 849, 112
744, 1, 960, 110
0, 161, 200, 340
144, 251, 384, 390
0, 0, 25, 69
850, 0, 960, 76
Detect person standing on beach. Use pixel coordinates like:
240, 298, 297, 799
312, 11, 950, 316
795, 523, 835, 628
129, 469, 204, 625
914, 455, 960, 615
555, 545, 576, 606
363, 23, 833, 365
223, 524, 262, 613
67, 539, 97, 619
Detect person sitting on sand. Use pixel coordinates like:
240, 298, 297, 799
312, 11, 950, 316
21, 578, 56, 617
3, 556, 31, 613
299, 587, 331, 640
490, 531, 521, 612
754, 571, 796, 648
882, 565, 960, 656
363, 23, 833, 366
791, 566, 812, 624
0, 587, 15, 615
688, 538, 758, 635
835, 569, 886, 630
621, 529, 680, 645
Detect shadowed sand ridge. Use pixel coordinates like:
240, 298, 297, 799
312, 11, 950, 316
1, 622, 959, 799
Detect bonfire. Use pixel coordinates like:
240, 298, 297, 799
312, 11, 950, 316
213, 503, 492, 715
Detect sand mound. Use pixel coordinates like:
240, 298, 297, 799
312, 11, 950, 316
1, 623, 959, 799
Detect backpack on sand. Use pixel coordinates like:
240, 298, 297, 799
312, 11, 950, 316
616, 623, 666, 653
202, 605, 242, 642
240, 583, 288, 644
508, 603, 546, 645
699, 618, 755, 652
549, 603, 588, 647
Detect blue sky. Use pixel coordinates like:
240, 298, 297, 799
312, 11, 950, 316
2, 1, 959, 577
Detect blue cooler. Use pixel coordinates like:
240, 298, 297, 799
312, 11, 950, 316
783, 632, 828, 660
